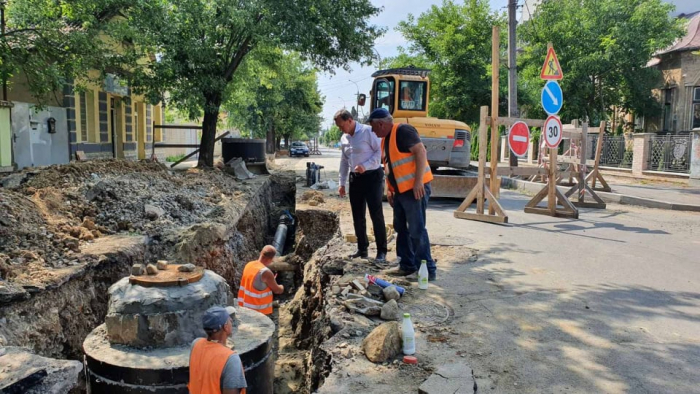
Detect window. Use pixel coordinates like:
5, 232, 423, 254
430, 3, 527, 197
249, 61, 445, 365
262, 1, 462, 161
79, 92, 89, 142
398, 81, 427, 111
693, 87, 700, 129
373, 79, 395, 112
663, 88, 675, 131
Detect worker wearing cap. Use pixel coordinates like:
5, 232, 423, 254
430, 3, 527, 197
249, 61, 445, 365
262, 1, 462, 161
237, 245, 284, 315
188, 306, 247, 394
334, 108, 387, 263
367, 108, 437, 281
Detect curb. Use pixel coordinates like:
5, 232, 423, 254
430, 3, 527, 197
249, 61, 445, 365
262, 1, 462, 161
501, 177, 700, 213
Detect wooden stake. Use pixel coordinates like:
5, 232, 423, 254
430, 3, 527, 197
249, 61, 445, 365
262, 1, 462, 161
490, 26, 501, 215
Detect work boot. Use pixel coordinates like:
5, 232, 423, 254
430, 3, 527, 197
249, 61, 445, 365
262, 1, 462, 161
428, 273, 437, 282
349, 250, 368, 259
374, 252, 387, 263
385, 267, 416, 277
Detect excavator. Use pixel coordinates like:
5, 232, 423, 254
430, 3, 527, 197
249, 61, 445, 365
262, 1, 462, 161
363, 66, 478, 198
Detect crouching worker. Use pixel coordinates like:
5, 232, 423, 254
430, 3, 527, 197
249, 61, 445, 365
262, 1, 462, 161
188, 306, 247, 394
238, 245, 284, 315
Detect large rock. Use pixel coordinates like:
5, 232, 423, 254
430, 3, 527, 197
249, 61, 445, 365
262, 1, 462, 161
380, 299, 400, 321
362, 321, 402, 363
382, 285, 401, 301
144, 204, 165, 220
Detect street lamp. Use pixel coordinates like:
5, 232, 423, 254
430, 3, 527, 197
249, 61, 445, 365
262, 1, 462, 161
348, 79, 365, 118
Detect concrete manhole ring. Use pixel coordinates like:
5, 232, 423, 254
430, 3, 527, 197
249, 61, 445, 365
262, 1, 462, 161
401, 301, 453, 327
430, 235, 474, 246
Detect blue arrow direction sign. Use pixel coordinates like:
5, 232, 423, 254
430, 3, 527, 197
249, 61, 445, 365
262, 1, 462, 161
541, 80, 563, 115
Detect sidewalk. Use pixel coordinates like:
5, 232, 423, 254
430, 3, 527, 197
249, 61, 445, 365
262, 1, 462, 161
503, 173, 700, 212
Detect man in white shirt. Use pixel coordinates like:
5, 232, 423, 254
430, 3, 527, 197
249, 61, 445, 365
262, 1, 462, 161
334, 109, 387, 262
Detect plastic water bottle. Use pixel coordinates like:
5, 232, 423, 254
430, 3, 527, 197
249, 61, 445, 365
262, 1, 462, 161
418, 260, 429, 290
402, 313, 416, 355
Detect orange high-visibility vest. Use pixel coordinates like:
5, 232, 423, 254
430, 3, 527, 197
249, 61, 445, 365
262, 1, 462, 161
188, 339, 246, 394
382, 123, 433, 194
237, 260, 273, 315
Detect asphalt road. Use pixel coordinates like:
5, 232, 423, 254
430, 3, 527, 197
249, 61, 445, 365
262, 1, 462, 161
278, 147, 700, 393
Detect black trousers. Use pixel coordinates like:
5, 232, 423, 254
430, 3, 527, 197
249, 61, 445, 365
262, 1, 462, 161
349, 168, 387, 254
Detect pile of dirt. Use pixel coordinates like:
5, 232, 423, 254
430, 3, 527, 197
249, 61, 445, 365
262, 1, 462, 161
300, 190, 325, 205
0, 160, 258, 287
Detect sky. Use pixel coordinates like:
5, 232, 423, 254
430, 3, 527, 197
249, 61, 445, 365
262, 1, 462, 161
317, 0, 696, 131
318, 0, 508, 131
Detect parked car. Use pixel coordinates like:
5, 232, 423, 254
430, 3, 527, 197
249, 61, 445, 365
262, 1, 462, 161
290, 141, 310, 157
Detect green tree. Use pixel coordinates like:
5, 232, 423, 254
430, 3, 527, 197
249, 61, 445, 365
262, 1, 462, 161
1, 0, 118, 101
385, 0, 506, 124
116, 0, 383, 167
322, 125, 342, 146
225, 49, 322, 152
518, 0, 685, 123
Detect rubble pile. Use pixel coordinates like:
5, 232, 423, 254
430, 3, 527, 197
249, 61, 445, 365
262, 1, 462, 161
0, 160, 259, 287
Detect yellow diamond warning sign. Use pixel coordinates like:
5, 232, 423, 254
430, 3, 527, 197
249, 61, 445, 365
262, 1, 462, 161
540, 47, 563, 80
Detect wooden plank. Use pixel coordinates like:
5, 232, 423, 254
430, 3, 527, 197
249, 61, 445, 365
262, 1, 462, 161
489, 26, 500, 216
456, 181, 480, 212
484, 188, 507, 218
488, 116, 545, 128
493, 166, 575, 177
478, 107, 489, 214
542, 156, 595, 166
572, 201, 606, 209
454, 211, 508, 224
524, 206, 579, 219
170, 131, 230, 168
555, 188, 579, 216
525, 185, 550, 208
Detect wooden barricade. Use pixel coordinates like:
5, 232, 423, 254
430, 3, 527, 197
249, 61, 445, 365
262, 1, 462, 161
561, 123, 606, 209
453, 106, 508, 224
585, 121, 611, 192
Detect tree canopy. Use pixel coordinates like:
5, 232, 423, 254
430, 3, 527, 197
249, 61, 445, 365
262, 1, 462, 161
383, 0, 506, 124
225, 48, 322, 151
113, 0, 383, 166
518, 0, 685, 124
1, 0, 118, 102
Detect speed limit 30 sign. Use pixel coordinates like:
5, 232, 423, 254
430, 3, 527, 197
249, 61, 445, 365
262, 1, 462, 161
543, 115, 563, 149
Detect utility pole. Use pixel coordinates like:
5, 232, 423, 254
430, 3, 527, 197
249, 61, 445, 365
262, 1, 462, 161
1, 0, 7, 101
508, 0, 519, 167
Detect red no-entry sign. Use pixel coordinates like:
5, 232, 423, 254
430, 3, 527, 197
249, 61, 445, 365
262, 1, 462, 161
508, 121, 530, 158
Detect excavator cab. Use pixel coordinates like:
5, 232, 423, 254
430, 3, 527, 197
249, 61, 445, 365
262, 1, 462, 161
369, 66, 431, 119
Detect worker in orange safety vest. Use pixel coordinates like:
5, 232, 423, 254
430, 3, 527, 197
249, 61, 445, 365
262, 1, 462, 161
188, 306, 247, 394
368, 108, 437, 282
237, 245, 284, 315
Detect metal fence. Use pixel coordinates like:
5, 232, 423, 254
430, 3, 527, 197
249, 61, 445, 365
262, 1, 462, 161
647, 134, 692, 173
587, 135, 633, 168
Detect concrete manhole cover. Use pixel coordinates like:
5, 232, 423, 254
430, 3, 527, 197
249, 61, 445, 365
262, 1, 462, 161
430, 235, 474, 246
401, 301, 452, 326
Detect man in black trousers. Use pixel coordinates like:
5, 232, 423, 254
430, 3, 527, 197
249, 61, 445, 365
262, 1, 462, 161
334, 109, 387, 262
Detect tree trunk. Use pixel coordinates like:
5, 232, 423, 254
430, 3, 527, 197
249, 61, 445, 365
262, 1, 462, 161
198, 93, 222, 167
284, 136, 290, 150
266, 123, 275, 154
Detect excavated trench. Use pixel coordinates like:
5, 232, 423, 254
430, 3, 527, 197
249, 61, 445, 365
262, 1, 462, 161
0, 167, 343, 393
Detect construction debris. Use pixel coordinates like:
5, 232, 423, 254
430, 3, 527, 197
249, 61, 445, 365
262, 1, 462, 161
178, 263, 196, 272
146, 264, 158, 275
382, 286, 401, 301
131, 264, 145, 276
380, 299, 400, 321
156, 260, 168, 270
